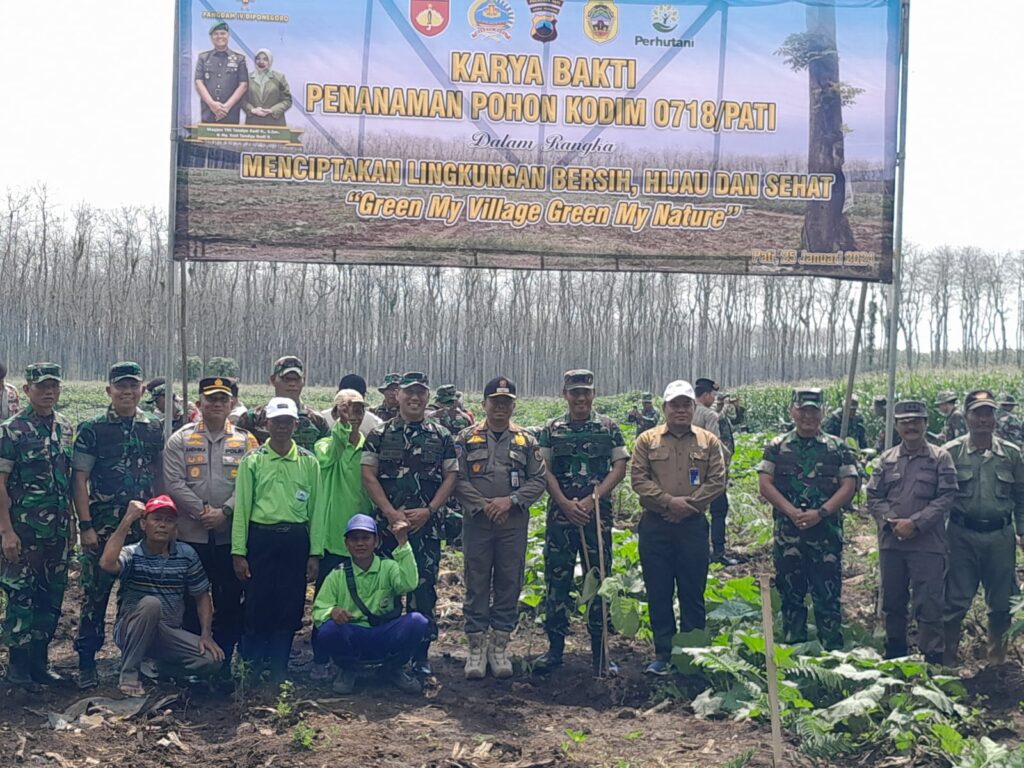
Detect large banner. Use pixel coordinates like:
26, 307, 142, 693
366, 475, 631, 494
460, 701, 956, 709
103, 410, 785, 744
175, 0, 901, 281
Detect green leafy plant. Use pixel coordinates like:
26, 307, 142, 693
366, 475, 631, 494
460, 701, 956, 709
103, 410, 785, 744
292, 720, 316, 751
275, 680, 295, 717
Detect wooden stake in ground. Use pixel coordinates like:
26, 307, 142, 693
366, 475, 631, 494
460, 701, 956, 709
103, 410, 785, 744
593, 487, 611, 677
759, 574, 784, 767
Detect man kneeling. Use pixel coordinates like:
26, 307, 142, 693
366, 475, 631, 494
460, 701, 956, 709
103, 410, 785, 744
100, 496, 223, 696
312, 514, 427, 694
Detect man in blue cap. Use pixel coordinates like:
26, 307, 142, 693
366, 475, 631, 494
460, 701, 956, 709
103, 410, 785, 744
311, 514, 426, 694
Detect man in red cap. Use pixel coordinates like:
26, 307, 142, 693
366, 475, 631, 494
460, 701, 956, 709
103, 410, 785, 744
99, 495, 223, 697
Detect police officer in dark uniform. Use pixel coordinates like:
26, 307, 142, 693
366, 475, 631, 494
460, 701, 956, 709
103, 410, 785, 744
194, 22, 248, 124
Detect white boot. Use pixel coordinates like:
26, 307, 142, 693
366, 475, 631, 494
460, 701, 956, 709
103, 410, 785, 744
465, 633, 487, 680
488, 630, 514, 679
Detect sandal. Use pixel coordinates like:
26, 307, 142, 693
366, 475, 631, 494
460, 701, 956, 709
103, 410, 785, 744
119, 679, 147, 698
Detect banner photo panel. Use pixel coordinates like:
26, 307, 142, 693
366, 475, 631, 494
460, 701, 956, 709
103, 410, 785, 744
175, 0, 900, 281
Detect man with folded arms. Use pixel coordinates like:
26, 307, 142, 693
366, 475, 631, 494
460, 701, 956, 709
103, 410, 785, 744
100, 496, 222, 697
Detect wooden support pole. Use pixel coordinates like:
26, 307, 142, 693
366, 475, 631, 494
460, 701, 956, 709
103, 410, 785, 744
759, 574, 784, 767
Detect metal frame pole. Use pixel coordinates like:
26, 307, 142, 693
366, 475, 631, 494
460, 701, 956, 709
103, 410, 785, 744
885, 0, 911, 449
164, 0, 182, 443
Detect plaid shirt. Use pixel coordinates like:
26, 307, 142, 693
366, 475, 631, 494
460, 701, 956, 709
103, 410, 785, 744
0, 383, 20, 421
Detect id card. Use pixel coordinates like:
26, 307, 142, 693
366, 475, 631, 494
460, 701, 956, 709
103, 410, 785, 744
510, 470, 521, 489
689, 468, 700, 486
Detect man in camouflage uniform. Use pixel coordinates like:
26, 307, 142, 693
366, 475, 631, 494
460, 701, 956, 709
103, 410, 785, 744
236, 355, 329, 451
626, 393, 660, 437
144, 377, 196, 432
936, 391, 967, 443
942, 389, 1024, 665
757, 388, 858, 649
534, 370, 628, 674
429, 384, 474, 547
995, 394, 1024, 448
361, 372, 458, 677
0, 364, 73, 687
823, 395, 868, 449
372, 373, 402, 422
72, 362, 165, 688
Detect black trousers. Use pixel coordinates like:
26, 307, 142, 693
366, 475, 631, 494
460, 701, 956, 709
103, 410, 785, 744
710, 492, 730, 554
639, 511, 710, 660
240, 523, 309, 674
182, 540, 243, 664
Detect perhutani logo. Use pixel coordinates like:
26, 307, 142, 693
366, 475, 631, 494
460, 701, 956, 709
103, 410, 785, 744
651, 4, 677, 33
634, 35, 694, 48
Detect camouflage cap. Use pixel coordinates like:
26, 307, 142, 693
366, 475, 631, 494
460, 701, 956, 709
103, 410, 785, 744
998, 392, 1017, 406
792, 387, 824, 410
563, 369, 595, 390
377, 373, 402, 392
435, 384, 457, 403
934, 390, 957, 405
209, 21, 229, 34
273, 356, 304, 378
109, 361, 143, 383
399, 371, 429, 390
145, 377, 167, 399
25, 362, 62, 384
893, 400, 928, 421
641, 391, 653, 401
965, 389, 998, 411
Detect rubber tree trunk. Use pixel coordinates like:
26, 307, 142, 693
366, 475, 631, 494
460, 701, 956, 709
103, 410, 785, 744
801, 6, 856, 253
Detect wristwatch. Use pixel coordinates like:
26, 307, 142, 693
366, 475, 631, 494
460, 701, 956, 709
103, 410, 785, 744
818, 506, 831, 518
510, 493, 522, 508
78, 519, 94, 531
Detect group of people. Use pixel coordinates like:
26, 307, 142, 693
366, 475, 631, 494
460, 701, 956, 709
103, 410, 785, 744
194, 22, 292, 126
0, 355, 1019, 702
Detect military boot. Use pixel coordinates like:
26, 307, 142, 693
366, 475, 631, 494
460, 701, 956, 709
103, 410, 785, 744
29, 641, 64, 685
942, 624, 961, 668
488, 630, 514, 679
883, 640, 908, 660
465, 633, 487, 680
590, 635, 619, 677
987, 616, 1010, 665
532, 634, 564, 674
7, 648, 41, 690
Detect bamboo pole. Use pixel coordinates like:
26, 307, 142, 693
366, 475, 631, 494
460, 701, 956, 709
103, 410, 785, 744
593, 487, 611, 678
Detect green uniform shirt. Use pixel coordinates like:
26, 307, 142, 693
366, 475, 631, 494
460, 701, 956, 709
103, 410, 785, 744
0, 405, 74, 538
942, 435, 1024, 532
311, 542, 418, 628
230, 440, 323, 556
312, 420, 371, 557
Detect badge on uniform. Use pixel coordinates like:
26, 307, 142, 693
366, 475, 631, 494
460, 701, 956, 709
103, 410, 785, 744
295, 489, 309, 503
690, 468, 700, 486
510, 470, 521, 489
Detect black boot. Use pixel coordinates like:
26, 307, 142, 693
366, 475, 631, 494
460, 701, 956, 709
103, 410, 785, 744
533, 634, 564, 673
77, 652, 98, 690
7, 648, 40, 690
412, 642, 433, 677
883, 641, 908, 660
924, 652, 944, 666
591, 636, 618, 677
267, 632, 294, 683
29, 641, 63, 685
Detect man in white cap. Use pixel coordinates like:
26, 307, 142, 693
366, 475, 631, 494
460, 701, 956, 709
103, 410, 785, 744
630, 380, 726, 676
231, 397, 323, 681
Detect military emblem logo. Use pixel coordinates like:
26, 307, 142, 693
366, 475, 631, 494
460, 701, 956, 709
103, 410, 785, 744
525, 0, 564, 43
584, 0, 618, 44
651, 4, 678, 33
469, 0, 514, 40
410, 0, 450, 37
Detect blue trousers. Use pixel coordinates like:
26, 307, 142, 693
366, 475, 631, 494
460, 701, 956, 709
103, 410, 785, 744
313, 612, 429, 669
